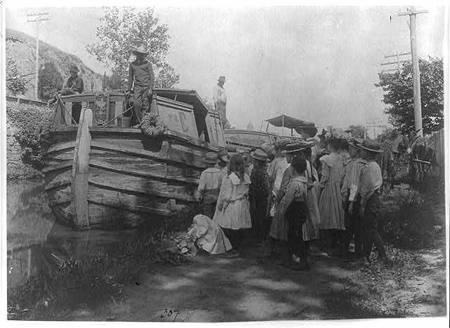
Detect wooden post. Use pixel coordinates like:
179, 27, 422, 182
71, 107, 93, 228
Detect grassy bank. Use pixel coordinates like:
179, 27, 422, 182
6, 100, 53, 180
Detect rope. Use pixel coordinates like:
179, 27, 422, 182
97, 105, 134, 127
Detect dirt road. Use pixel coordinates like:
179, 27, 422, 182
66, 237, 446, 322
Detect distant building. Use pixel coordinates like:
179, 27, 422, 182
247, 121, 254, 131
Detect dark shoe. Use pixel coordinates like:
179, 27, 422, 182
220, 249, 240, 259
291, 261, 310, 271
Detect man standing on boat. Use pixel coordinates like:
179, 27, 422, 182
126, 45, 155, 127
213, 76, 230, 129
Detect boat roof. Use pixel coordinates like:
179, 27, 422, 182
266, 114, 317, 137
154, 88, 209, 116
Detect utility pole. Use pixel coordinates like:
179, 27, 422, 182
398, 7, 427, 137
366, 118, 384, 139
380, 51, 411, 74
27, 11, 49, 100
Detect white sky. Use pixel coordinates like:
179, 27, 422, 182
4, 2, 447, 134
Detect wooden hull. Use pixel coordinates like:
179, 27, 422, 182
44, 126, 216, 230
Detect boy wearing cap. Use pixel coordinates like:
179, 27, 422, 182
197, 152, 223, 219
358, 140, 391, 265
340, 139, 366, 258
278, 156, 309, 270
249, 149, 270, 243
127, 45, 155, 126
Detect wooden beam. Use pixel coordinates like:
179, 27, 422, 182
89, 159, 199, 185
88, 177, 197, 203
71, 108, 93, 228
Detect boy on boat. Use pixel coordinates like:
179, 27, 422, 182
197, 152, 224, 219
126, 44, 155, 127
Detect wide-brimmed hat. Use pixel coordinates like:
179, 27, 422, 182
131, 45, 148, 56
69, 65, 79, 72
218, 75, 225, 81
283, 140, 315, 154
349, 138, 363, 150
202, 152, 218, 164
359, 139, 383, 153
251, 149, 268, 162
217, 149, 229, 163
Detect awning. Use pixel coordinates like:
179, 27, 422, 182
266, 114, 317, 137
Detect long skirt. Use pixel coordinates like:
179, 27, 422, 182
319, 181, 345, 230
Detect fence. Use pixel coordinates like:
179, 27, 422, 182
6, 96, 48, 107
431, 129, 445, 180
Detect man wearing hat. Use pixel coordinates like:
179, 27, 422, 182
49, 64, 84, 123
213, 76, 230, 129
249, 149, 270, 243
197, 152, 224, 219
127, 44, 155, 126
340, 138, 366, 259
358, 139, 391, 266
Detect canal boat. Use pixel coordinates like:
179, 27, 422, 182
43, 89, 225, 230
224, 114, 317, 152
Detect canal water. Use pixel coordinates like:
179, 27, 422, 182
6, 180, 137, 290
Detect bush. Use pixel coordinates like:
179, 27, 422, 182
7, 102, 54, 169
380, 188, 440, 249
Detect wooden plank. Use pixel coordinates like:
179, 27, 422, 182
45, 177, 72, 191
88, 175, 197, 203
89, 159, 199, 185
42, 162, 72, 174
87, 189, 172, 216
90, 140, 207, 170
45, 141, 76, 155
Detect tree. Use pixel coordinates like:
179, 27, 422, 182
38, 61, 64, 101
346, 124, 367, 138
375, 57, 443, 135
86, 7, 179, 90
6, 59, 27, 96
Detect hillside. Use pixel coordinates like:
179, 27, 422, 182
6, 28, 103, 99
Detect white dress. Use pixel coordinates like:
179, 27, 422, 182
213, 172, 252, 230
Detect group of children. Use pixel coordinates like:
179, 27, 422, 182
196, 136, 390, 269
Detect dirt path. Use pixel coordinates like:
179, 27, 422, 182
65, 237, 447, 322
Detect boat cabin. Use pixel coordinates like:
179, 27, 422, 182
52, 88, 225, 147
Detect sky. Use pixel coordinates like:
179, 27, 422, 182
4, 3, 447, 136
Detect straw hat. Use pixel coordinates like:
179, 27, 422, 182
359, 139, 384, 153
69, 65, 79, 72
131, 45, 148, 56
217, 149, 229, 163
350, 138, 363, 150
283, 140, 315, 154
202, 152, 218, 164
251, 149, 268, 162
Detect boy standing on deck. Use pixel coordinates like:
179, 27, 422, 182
126, 45, 155, 127
197, 152, 223, 219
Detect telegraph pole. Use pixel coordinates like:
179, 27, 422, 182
398, 7, 427, 137
27, 11, 49, 100
380, 51, 411, 74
